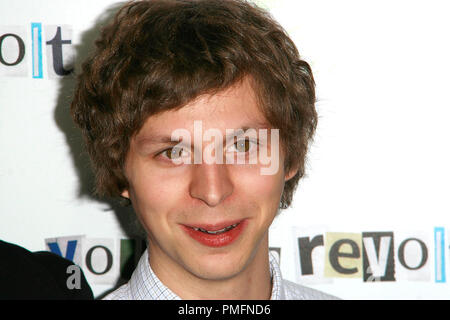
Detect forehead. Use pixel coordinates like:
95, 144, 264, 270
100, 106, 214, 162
135, 77, 270, 143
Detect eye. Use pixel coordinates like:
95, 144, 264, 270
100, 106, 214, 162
231, 138, 257, 153
159, 146, 188, 160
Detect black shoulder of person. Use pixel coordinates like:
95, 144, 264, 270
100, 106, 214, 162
0, 240, 93, 300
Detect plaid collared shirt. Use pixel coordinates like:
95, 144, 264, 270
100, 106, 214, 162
103, 250, 337, 300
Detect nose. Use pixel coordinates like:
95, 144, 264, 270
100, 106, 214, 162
189, 163, 234, 207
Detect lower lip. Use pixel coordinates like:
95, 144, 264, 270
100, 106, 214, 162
182, 220, 247, 248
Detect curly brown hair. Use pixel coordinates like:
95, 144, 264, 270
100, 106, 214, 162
71, 0, 317, 209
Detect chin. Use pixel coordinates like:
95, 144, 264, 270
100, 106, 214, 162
187, 251, 249, 281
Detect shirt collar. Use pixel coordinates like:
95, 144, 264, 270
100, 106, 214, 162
130, 249, 180, 300
129, 250, 285, 300
269, 250, 285, 300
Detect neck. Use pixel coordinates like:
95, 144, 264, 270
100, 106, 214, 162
148, 235, 272, 300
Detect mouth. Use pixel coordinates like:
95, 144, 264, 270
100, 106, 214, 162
181, 219, 247, 248
191, 222, 239, 235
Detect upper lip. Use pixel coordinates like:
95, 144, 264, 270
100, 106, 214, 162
182, 219, 245, 231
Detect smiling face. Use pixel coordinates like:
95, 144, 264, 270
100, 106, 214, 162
121, 78, 297, 284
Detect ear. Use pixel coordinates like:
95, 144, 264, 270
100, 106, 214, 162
121, 189, 130, 199
284, 165, 299, 182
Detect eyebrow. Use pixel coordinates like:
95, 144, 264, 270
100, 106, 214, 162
135, 121, 271, 148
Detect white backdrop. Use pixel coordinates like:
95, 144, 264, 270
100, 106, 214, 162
1, 0, 450, 299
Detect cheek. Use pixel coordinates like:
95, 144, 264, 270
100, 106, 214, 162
128, 165, 189, 217
232, 165, 285, 206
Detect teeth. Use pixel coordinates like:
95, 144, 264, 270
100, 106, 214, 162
192, 223, 239, 235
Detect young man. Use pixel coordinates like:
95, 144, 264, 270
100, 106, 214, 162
71, 0, 336, 300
